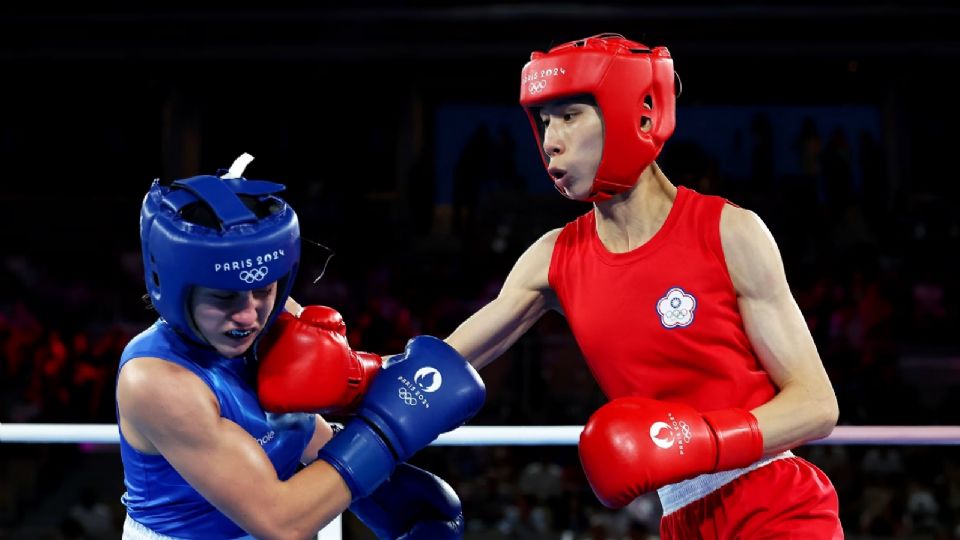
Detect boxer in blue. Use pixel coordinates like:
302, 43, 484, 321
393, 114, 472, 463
116, 159, 485, 539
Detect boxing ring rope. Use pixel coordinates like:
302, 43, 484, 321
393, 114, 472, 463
3, 423, 960, 445
4, 423, 959, 540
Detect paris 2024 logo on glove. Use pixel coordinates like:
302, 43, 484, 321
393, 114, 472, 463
649, 415, 693, 454
397, 367, 443, 408
656, 287, 697, 329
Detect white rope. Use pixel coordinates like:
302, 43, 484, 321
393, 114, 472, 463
3, 423, 960, 445
5, 423, 958, 540
1, 423, 120, 444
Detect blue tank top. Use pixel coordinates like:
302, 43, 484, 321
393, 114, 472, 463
117, 320, 316, 539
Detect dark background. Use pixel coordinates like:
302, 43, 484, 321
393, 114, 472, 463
2, 3, 960, 538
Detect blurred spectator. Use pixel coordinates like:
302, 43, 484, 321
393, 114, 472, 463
3, 100, 959, 539
67, 487, 114, 540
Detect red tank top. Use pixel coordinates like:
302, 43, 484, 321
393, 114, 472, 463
549, 186, 776, 411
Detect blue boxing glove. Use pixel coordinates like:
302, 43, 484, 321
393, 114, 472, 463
351, 463, 464, 540
318, 336, 485, 499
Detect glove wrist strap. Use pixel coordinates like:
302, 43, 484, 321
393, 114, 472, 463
316, 420, 396, 500
702, 408, 764, 472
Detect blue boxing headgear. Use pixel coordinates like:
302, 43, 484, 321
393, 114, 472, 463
140, 173, 300, 345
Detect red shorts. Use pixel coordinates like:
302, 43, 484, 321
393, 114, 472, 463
660, 456, 842, 539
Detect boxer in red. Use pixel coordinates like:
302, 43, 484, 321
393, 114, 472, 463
442, 33, 844, 538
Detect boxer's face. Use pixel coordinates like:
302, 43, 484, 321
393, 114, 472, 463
538, 99, 604, 200
191, 282, 278, 357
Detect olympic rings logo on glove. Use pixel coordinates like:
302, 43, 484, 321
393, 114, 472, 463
528, 80, 547, 94
239, 266, 269, 283
649, 419, 694, 449
398, 387, 419, 406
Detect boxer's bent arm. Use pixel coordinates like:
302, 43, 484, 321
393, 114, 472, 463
720, 205, 839, 454
117, 358, 350, 540
446, 228, 561, 370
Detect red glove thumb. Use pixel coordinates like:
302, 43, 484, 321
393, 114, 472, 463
299, 305, 347, 335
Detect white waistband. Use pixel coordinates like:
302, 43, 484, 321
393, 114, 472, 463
123, 516, 253, 540
656, 450, 794, 515
123, 516, 181, 540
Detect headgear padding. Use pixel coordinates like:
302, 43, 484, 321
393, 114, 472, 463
519, 33, 677, 202
140, 174, 300, 344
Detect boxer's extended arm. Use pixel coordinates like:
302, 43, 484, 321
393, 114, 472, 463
446, 228, 561, 370
118, 359, 349, 540
720, 204, 839, 454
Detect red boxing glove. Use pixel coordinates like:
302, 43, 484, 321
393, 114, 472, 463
257, 305, 382, 414
578, 397, 764, 508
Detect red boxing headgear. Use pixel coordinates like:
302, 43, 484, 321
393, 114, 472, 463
519, 33, 677, 202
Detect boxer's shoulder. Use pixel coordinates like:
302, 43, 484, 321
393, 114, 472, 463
534, 227, 563, 250
507, 227, 561, 291
119, 357, 219, 426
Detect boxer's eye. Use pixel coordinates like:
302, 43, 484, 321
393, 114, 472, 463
253, 289, 272, 299
203, 291, 237, 302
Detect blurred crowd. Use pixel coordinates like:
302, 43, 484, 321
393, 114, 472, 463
2, 115, 960, 539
